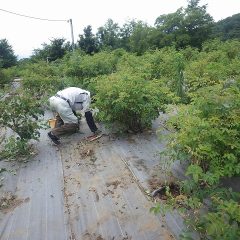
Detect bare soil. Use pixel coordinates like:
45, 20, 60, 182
0, 191, 30, 214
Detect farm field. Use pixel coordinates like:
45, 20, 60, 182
0, 111, 180, 240
1, 32, 240, 239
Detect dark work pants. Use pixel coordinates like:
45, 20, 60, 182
51, 122, 79, 137
51, 111, 97, 136
51, 113, 79, 137
85, 111, 98, 133
55, 114, 64, 127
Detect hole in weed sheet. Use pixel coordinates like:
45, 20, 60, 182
148, 178, 180, 200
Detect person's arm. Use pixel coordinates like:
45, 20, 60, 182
72, 110, 77, 116
81, 94, 91, 113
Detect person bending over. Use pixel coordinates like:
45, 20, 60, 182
48, 87, 101, 145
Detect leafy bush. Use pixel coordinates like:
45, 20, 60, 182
63, 51, 119, 79
20, 60, 59, 78
163, 79, 240, 238
184, 39, 240, 96
0, 90, 44, 160
152, 162, 240, 240
142, 48, 188, 102
184, 52, 228, 93
20, 60, 64, 97
94, 72, 176, 132
156, 56, 240, 239
202, 39, 240, 60
0, 67, 17, 86
180, 167, 240, 240
145, 47, 182, 80
199, 197, 240, 239
166, 81, 240, 178
0, 91, 44, 141
0, 137, 33, 160
22, 75, 63, 98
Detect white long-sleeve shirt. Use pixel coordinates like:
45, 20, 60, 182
56, 87, 91, 113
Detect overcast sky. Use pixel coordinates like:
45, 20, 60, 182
0, 0, 239, 59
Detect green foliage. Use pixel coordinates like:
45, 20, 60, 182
0, 39, 17, 68
96, 19, 120, 50
20, 60, 58, 77
0, 67, 16, 86
174, 53, 186, 102
0, 137, 32, 160
31, 38, 70, 62
202, 39, 240, 60
184, 39, 240, 96
142, 48, 188, 102
179, 232, 194, 240
78, 25, 99, 54
153, 165, 240, 240
200, 198, 240, 239
22, 75, 62, 98
183, 0, 214, 49
186, 164, 203, 183
167, 81, 240, 177
94, 72, 175, 132
0, 91, 44, 141
63, 50, 120, 90
150, 202, 173, 215
128, 21, 153, 55
119, 20, 138, 51
212, 13, 240, 40
145, 47, 179, 80
154, 0, 213, 49
154, 9, 187, 49
115, 52, 153, 80
64, 50, 118, 78
161, 78, 240, 239
0, 89, 44, 160
179, 46, 199, 61
21, 61, 64, 97
74, 0, 238, 56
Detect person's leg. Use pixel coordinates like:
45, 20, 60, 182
85, 111, 98, 133
55, 113, 64, 127
51, 123, 79, 137
48, 123, 79, 145
48, 132, 61, 145
48, 98, 79, 144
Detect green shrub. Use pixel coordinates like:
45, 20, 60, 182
0, 91, 44, 141
63, 51, 119, 79
0, 67, 16, 86
199, 198, 240, 240
20, 60, 64, 98
20, 60, 59, 77
0, 90, 45, 160
94, 72, 176, 132
185, 39, 240, 96
22, 75, 62, 98
0, 137, 32, 160
166, 80, 240, 178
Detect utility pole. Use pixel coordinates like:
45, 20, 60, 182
68, 19, 75, 51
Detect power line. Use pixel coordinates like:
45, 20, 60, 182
0, 8, 67, 22
0, 7, 75, 51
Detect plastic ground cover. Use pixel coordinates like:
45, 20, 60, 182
0, 112, 178, 240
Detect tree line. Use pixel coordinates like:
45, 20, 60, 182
0, 0, 240, 67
